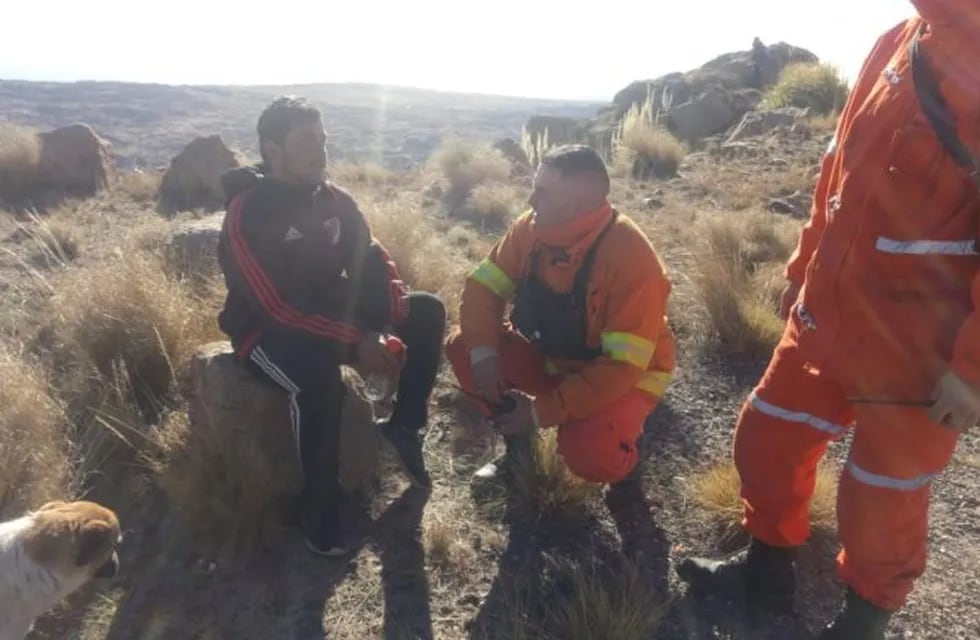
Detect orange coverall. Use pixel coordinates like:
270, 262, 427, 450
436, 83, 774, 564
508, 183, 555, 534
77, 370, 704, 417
736, 2, 980, 611
447, 203, 676, 483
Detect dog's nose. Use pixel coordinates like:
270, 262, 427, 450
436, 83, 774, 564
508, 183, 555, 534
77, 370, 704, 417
94, 551, 119, 579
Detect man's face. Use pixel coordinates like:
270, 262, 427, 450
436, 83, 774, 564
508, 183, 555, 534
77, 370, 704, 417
528, 165, 601, 228
268, 117, 327, 185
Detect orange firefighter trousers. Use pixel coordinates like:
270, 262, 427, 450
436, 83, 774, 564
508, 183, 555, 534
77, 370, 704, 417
737, 323, 960, 611
446, 329, 655, 484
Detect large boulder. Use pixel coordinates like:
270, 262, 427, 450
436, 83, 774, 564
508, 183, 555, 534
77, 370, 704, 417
158, 136, 240, 215
188, 342, 378, 495
37, 124, 113, 197
727, 107, 810, 142
167, 213, 223, 278
668, 85, 737, 142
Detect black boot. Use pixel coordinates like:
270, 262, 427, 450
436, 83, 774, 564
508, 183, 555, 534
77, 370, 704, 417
676, 537, 797, 616
820, 588, 893, 640
473, 434, 531, 484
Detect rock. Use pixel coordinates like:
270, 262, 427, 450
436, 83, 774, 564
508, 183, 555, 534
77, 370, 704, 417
727, 107, 810, 142
159, 136, 240, 215
37, 124, 113, 197
492, 138, 531, 175
643, 197, 664, 209
188, 342, 379, 498
768, 190, 812, 218
668, 85, 737, 141
167, 213, 223, 278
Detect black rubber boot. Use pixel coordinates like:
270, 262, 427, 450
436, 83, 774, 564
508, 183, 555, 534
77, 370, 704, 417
676, 537, 797, 616
819, 588, 893, 640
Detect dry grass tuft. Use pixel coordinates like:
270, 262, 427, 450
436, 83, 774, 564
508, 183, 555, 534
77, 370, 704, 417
693, 212, 797, 358
46, 250, 222, 425
761, 63, 849, 115
0, 348, 73, 519
361, 192, 471, 321
423, 514, 473, 572
505, 430, 601, 520
13, 210, 80, 267
463, 182, 524, 229
430, 137, 511, 207
474, 555, 667, 640
329, 161, 398, 189
612, 91, 685, 180
0, 123, 41, 204
115, 170, 162, 203
543, 558, 668, 640
691, 460, 838, 545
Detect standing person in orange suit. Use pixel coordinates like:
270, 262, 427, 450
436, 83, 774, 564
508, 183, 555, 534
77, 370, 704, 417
446, 144, 676, 487
678, 4, 980, 638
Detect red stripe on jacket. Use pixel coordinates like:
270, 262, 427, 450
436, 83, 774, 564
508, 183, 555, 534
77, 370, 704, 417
226, 192, 363, 344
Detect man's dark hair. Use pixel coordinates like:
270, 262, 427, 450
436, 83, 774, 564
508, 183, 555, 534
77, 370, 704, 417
540, 144, 610, 194
256, 95, 322, 165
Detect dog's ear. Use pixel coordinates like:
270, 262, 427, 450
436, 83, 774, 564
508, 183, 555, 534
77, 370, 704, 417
76, 522, 113, 568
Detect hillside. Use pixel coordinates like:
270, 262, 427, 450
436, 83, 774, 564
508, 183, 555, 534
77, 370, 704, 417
0, 79, 600, 170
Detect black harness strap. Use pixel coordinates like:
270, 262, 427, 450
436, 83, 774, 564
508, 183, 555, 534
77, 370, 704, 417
909, 26, 980, 191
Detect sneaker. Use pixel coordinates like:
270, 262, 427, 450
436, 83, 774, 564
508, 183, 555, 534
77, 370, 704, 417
380, 422, 431, 489
301, 505, 347, 557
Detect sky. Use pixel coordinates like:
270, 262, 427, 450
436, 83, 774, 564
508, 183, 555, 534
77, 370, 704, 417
2, 1, 916, 101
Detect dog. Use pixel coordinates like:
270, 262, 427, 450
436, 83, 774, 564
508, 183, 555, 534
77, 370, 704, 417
0, 500, 120, 640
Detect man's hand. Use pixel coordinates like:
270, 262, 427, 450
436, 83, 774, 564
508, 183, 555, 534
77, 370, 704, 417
356, 332, 403, 377
492, 390, 536, 436
929, 371, 980, 432
778, 281, 802, 320
471, 353, 505, 404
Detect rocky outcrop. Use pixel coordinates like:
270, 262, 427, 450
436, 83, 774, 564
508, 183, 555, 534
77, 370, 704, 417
525, 38, 820, 152
166, 213, 223, 279
727, 107, 810, 142
37, 124, 113, 197
158, 136, 240, 214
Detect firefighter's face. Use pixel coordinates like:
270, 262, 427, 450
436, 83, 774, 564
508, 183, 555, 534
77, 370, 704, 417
529, 165, 603, 227
266, 117, 328, 185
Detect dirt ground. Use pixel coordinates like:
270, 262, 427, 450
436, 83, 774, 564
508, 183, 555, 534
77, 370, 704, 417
10, 124, 980, 640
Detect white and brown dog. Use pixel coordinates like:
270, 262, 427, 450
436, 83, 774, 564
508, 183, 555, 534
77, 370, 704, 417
0, 500, 120, 640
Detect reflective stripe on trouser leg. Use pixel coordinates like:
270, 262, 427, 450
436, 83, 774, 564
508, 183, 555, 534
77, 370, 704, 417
835, 405, 958, 610
732, 334, 854, 548
250, 346, 304, 472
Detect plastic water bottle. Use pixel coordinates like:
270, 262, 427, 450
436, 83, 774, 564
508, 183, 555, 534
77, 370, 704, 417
364, 334, 405, 403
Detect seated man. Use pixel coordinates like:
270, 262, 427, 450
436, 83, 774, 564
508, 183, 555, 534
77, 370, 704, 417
446, 144, 675, 485
216, 96, 445, 556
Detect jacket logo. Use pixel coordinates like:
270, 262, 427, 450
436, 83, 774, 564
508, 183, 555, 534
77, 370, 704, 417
283, 226, 304, 242
324, 217, 341, 245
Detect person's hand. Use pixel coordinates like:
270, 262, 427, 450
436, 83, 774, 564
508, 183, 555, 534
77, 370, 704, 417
492, 391, 536, 435
929, 371, 980, 432
356, 332, 402, 377
778, 281, 803, 320
471, 354, 505, 404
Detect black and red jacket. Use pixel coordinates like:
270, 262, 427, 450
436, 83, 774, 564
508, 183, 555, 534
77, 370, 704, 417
216, 166, 408, 362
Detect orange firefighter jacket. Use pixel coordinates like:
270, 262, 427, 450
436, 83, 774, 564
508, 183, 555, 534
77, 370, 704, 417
459, 204, 676, 426
786, 1, 980, 401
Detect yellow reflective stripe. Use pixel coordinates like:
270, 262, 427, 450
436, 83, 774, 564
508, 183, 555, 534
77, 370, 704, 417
469, 259, 515, 299
544, 359, 561, 375
601, 332, 656, 368
636, 371, 672, 397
